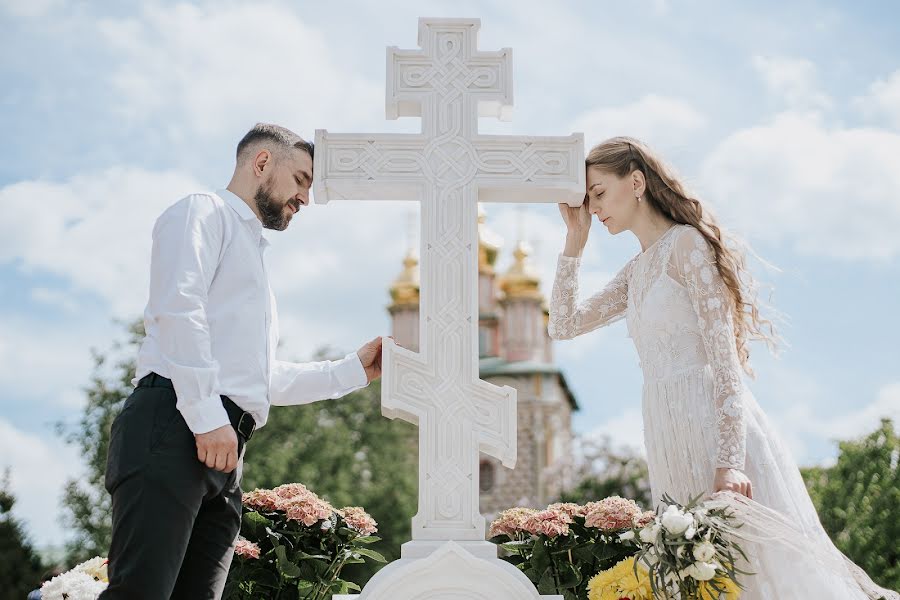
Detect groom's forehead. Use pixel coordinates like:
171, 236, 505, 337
284, 147, 313, 174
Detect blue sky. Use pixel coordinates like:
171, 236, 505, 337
1, 0, 898, 548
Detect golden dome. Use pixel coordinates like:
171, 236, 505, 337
389, 247, 420, 308
478, 204, 503, 274
499, 239, 543, 300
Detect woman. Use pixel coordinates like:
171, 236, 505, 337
548, 136, 897, 599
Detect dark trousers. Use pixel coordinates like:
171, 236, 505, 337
99, 379, 245, 600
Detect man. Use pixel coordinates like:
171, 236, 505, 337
99, 124, 385, 599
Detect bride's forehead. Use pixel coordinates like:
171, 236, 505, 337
586, 167, 618, 188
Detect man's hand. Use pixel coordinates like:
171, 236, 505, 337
357, 336, 389, 383
195, 424, 239, 473
713, 467, 753, 499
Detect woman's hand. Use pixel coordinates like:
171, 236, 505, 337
713, 467, 753, 499
559, 199, 592, 257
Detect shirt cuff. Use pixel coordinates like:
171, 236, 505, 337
177, 394, 231, 434
335, 352, 368, 389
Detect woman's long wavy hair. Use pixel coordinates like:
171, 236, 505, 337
586, 136, 778, 375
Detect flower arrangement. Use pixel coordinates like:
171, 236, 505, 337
622, 494, 748, 600
490, 494, 748, 600
40, 557, 109, 600
489, 496, 654, 600
224, 482, 384, 600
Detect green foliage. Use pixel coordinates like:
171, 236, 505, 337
0, 470, 45, 597
801, 418, 900, 591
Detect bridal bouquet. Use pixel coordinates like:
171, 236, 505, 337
224, 482, 385, 600
40, 557, 109, 600
594, 493, 748, 600
489, 497, 655, 600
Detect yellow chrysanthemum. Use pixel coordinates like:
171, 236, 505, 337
698, 576, 742, 600
587, 556, 653, 600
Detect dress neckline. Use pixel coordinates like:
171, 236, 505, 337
639, 223, 681, 257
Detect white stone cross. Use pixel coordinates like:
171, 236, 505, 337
314, 18, 583, 543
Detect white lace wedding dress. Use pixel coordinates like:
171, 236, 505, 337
548, 224, 897, 600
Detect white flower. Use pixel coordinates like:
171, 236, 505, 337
619, 530, 635, 541
684, 525, 696, 540
676, 545, 686, 559
42, 571, 108, 600
684, 561, 719, 581
693, 541, 717, 562
661, 505, 693, 536
640, 552, 659, 567
639, 523, 661, 543
73, 557, 108, 582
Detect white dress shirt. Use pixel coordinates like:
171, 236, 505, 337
133, 189, 367, 434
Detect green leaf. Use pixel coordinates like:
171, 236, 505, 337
274, 545, 303, 579
353, 547, 388, 563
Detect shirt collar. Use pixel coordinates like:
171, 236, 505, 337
217, 188, 260, 223
217, 188, 269, 248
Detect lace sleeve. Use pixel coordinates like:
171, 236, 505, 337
672, 227, 747, 470
547, 254, 633, 340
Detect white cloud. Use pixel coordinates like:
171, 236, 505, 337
571, 94, 707, 153
97, 2, 382, 142
751, 55, 832, 111
0, 167, 203, 316
700, 111, 900, 260
855, 69, 900, 130
0, 418, 81, 547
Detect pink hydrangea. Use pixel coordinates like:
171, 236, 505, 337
584, 496, 642, 531
547, 502, 587, 519
234, 538, 261, 560
282, 495, 335, 527
634, 510, 656, 527
338, 506, 378, 536
273, 483, 313, 501
522, 509, 571, 538
488, 507, 539, 538
242, 488, 280, 512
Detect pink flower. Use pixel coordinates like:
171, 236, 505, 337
522, 509, 571, 538
548, 502, 587, 518
584, 496, 642, 532
634, 510, 656, 527
273, 483, 313, 501
282, 495, 335, 527
338, 506, 378, 536
242, 488, 280, 511
234, 537, 261, 560
488, 507, 539, 538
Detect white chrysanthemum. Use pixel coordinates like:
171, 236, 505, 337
41, 570, 108, 600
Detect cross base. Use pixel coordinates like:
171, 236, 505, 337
333, 541, 562, 600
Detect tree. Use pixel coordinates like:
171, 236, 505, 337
559, 436, 653, 509
0, 469, 45, 597
57, 319, 144, 564
801, 419, 900, 591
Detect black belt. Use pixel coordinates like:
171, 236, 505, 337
137, 372, 256, 442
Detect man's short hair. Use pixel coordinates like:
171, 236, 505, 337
236, 123, 314, 164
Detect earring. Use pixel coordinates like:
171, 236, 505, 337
636, 195, 642, 202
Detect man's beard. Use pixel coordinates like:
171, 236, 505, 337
254, 181, 292, 231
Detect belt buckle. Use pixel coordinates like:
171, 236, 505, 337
237, 412, 255, 441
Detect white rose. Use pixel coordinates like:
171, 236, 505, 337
661, 505, 693, 536
640, 523, 660, 543
693, 541, 716, 562
619, 530, 635, 541
684, 525, 696, 540
687, 561, 719, 581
